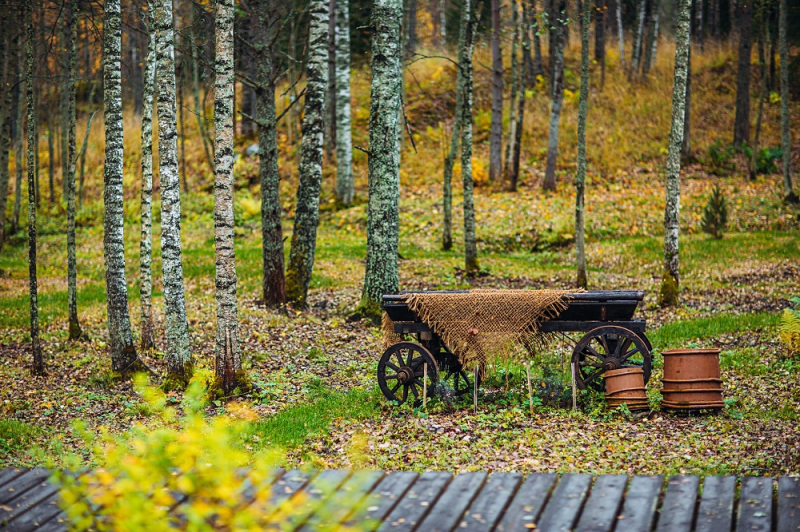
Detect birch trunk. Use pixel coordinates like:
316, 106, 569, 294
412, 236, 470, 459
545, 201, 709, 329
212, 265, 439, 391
358, 0, 403, 317
681, 37, 692, 161
575, 0, 590, 288
252, 0, 286, 307
103, 0, 139, 373
26, 0, 43, 375
733, 0, 753, 147
532, 0, 544, 76
78, 81, 96, 209
779, 0, 796, 202
543, 11, 565, 192
630, 0, 646, 76
12, 51, 24, 235
659, 0, 691, 307
642, 0, 659, 76
489, 0, 503, 183
510, 0, 529, 191
61, 14, 70, 201
139, 1, 156, 350
286, 0, 328, 308
325, 0, 336, 163
0, 23, 12, 254
65, 0, 82, 340
616, 0, 625, 69
214, 0, 244, 394
504, 0, 520, 187
154, 0, 193, 385
334, 0, 354, 206
460, 0, 478, 274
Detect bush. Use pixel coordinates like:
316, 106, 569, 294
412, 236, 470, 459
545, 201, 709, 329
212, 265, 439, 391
779, 297, 800, 358
705, 140, 735, 175
700, 185, 728, 239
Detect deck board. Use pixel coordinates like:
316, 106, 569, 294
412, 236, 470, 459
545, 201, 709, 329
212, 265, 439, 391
494, 473, 557, 532
737, 476, 774, 532
574, 474, 627, 532
414, 471, 487, 532
615, 475, 664, 532
777, 477, 800, 532
377, 471, 452, 531
297, 469, 384, 531
458, 472, 522, 532
655, 475, 700, 532
0, 469, 52, 507
535, 473, 593, 532
696, 475, 737, 532
341, 471, 419, 530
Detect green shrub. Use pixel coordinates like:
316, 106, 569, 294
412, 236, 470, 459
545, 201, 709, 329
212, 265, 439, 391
700, 185, 728, 239
779, 297, 800, 358
705, 140, 735, 175
742, 145, 782, 175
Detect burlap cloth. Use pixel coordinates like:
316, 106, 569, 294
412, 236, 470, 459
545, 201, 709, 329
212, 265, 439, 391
382, 289, 576, 370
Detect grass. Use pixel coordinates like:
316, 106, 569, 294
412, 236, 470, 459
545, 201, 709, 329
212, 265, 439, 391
650, 312, 781, 350
0, 420, 40, 456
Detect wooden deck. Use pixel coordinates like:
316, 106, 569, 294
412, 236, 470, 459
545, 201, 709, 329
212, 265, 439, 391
1, 468, 798, 531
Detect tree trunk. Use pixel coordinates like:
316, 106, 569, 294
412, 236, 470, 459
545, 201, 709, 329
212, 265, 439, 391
155, 0, 193, 386
543, 9, 566, 192
286, 0, 328, 308
489, 0, 503, 183
749, 21, 767, 181
139, 0, 156, 350
576, 0, 590, 288
12, 44, 24, 236
779, 0, 796, 202
358, 0, 403, 318
712, 0, 719, 37
521, 3, 534, 87
510, 0, 530, 190
595, 0, 606, 86
335, 0, 354, 205
440, 0, 447, 44
178, 63, 188, 192
191, 24, 214, 175
630, 0, 646, 76
61, 14, 70, 201
460, 0, 478, 274
214, 0, 244, 395
616, 0, 625, 68
504, 0, 521, 188
532, 0, 544, 76
732, 0, 753, 147
0, 22, 13, 254
681, 36, 692, 161
252, 0, 286, 308
659, 0, 691, 307
695, 0, 703, 52
642, 0, 659, 76
325, 0, 336, 164
48, 116, 55, 203
648, 8, 660, 71
103, 0, 139, 374
78, 81, 95, 209
65, 0, 82, 340
407, 0, 418, 53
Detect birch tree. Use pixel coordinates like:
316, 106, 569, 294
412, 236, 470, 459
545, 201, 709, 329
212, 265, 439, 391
65, 0, 82, 340
543, 4, 566, 192
489, 0, 503, 183
441, 27, 466, 251
630, 0, 646, 76
12, 48, 24, 236
103, 0, 140, 374
154, 0, 193, 386
26, 0, 43, 375
0, 22, 13, 254
504, 0, 521, 189
460, 0, 479, 274
139, 1, 156, 350
251, 0, 286, 307
334, 0, 354, 206
779, 0, 797, 203
616, 0, 625, 68
286, 0, 329, 308
575, 0, 590, 288
659, 0, 691, 307
357, 0, 403, 318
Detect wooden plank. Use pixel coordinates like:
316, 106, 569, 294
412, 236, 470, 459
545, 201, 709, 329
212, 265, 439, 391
0, 482, 58, 525
494, 473, 558, 532
297, 470, 384, 532
265, 468, 316, 508
340, 471, 419, 531
377, 471, 452, 532
458, 472, 522, 532
0, 469, 27, 489
535, 474, 593, 532
414, 472, 487, 532
777, 477, 800, 532
655, 476, 700, 532
277, 469, 351, 529
737, 476, 773, 532
615, 475, 664, 532
240, 468, 285, 504
574, 475, 627, 532
0, 469, 52, 506
1, 491, 63, 532
28, 515, 68, 532
696, 476, 737, 532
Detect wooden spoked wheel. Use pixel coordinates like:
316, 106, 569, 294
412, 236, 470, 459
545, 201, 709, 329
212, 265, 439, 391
445, 368, 481, 397
571, 326, 652, 391
378, 342, 439, 407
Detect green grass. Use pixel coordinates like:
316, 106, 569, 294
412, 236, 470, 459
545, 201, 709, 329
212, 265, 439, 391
0, 420, 40, 456
650, 312, 781, 350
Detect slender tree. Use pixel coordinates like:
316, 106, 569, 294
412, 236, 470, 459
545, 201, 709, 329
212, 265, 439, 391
47, 116, 55, 203
334, 0, 354, 205
154, 0, 193, 386
532, 0, 544, 76
695, 0, 704, 51
659, 0, 691, 307
357, 0, 403, 318
681, 36, 692, 161
0, 23, 13, 254
61, 12, 70, 201
630, 0, 646, 75
749, 18, 767, 181
407, 0, 418, 52
504, 0, 521, 187
252, 0, 286, 307
325, 0, 336, 164
616, 0, 625, 68
543, 3, 566, 192
778, 0, 797, 202
11, 40, 24, 236
595, 0, 606, 86
78, 80, 96, 209
510, 0, 530, 191
139, 1, 156, 350
575, 0, 590, 288
286, 0, 328, 308
642, 0, 659, 76
489, 0, 503, 183
214, 0, 245, 395
65, 0, 82, 340
190, 23, 214, 174
733, 0, 753, 147
461, 0, 479, 274
103, 0, 140, 373
25, 0, 43, 375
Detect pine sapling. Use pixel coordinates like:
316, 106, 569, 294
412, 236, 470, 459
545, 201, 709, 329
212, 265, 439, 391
700, 185, 728, 239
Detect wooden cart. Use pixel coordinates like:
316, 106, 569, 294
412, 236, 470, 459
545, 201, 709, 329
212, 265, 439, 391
379, 290, 652, 406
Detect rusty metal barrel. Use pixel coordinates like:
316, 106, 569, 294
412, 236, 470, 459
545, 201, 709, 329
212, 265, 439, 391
604, 367, 650, 411
660, 348, 724, 410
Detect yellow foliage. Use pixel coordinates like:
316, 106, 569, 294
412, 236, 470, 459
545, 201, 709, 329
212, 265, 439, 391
779, 309, 800, 358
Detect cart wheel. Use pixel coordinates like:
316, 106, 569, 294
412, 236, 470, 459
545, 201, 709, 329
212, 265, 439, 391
446, 368, 482, 396
378, 342, 439, 407
571, 326, 651, 391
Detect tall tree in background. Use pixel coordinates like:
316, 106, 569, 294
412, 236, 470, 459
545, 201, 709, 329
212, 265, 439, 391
407, 0, 418, 52
660, 0, 691, 307
642, 0, 660, 76
26, 0, 43, 375
139, 1, 156, 350
65, 0, 82, 340
103, 0, 140, 374
252, 0, 286, 307
778, 0, 796, 203
11, 37, 24, 236
460, 0, 479, 274
214, 0, 245, 394
61, 12, 70, 201
733, 0, 753, 147
0, 19, 13, 254
489, 0, 503, 183
616, 0, 625, 68
286, 0, 328, 308
510, 0, 530, 190
325, 0, 336, 164
504, 0, 521, 188
358, 0, 403, 318
630, 0, 646, 76
575, 0, 590, 288
78, 81, 96, 209
695, 0, 704, 51
155, 0, 193, 386
543, 0, 566, 192
335, 0, 354, 206
595, 0, 606, 86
